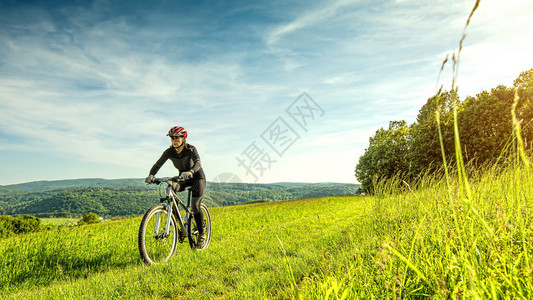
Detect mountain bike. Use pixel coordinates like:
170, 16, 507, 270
138, 176, 211, 265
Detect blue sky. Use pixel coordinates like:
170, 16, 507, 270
1, 0, 532, 185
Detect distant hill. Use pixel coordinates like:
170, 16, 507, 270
0, 185, 22, 195
4, 178, 147, 192
0, 178, 361, 217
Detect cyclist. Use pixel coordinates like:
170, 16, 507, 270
145, 126, 207, 248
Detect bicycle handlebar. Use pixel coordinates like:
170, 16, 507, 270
150, 176, 186, 185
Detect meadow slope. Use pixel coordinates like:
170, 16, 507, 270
1, 160, 532, 299
1, 195, 370, 299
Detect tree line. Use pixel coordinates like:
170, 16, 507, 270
355, 68, 533, 192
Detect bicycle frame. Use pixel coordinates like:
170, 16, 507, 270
154, 178, 193, 239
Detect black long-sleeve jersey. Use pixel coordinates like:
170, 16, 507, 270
149, 143, 206, 179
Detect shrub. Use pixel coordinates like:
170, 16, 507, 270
0, 215, 41, 238
79, 212, 101, 225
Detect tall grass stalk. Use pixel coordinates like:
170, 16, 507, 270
277, 235, 299, 298
511, 90, 530, 168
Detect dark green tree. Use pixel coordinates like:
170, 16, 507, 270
355, 120, 412, 193
355, 68, 533, 191
458, 85, 515, 164
408, 91, 457, 178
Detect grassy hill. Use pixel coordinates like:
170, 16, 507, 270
1, 159, 532, 298
1, 195, 368, 299
4, 178, 148, 192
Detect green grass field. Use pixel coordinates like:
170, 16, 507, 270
0, 195, 370, 299
1, 158, 531, 299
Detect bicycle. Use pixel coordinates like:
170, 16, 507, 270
138, 176, 212, 265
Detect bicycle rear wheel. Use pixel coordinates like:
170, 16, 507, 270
187, 204, 212, 251
138, 204, 178, 265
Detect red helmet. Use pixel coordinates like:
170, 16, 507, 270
167, 126, 188, 138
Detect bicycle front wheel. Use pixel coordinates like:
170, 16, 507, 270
138, 204, 179, 265
187, 204, 212, 251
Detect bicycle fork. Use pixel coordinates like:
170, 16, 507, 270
163, 201, 174, 236
152, 199, 175, 238
152, 201, 173, 238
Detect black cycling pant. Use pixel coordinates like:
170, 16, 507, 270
170, 177, 205, 214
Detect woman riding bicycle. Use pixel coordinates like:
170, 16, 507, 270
145, 126, 207, 248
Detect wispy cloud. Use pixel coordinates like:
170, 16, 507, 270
266, 0, 358, 47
